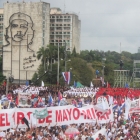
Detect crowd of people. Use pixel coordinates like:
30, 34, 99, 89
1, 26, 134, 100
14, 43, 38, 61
0, 84, 140, 140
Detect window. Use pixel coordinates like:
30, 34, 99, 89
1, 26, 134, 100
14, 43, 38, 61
68, 16, 71, 18
56, 19, 63, 22
67, 32, 70, 34
64, 19, 71, 22
50, 19, 55, 22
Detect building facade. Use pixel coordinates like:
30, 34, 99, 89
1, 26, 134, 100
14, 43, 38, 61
50, 8, 81, 53
3, 2, 50, 83
0, 9, 3, 56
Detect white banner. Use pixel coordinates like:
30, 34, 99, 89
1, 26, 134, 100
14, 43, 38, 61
18, 92, 32, 107
0, 105, 113, 130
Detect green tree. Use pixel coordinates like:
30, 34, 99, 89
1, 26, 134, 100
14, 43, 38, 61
37, 47, 48, 72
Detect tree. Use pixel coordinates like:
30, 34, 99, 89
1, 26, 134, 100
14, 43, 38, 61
37, 47, 48, 72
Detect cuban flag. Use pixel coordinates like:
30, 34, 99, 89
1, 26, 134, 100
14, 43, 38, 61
62, 72, 72, 85
118, 102, 125, 115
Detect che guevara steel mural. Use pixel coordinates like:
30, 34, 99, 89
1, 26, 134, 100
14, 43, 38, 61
3, 12, 36, 82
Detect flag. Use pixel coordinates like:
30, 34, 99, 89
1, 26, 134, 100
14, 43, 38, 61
62, 72, 72, 85
62, 72, 66, 81
90, 81, 94, 88
22, 117, 30, 129
125, 98, 131, 119
102, 98, 109, 110
41, 81, 44, 87
118, 102, 125, 115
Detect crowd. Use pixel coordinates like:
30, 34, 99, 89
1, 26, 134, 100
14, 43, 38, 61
0, 84, 140, 140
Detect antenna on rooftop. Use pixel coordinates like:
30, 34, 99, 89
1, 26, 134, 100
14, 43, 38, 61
64, 0, 66, 13
120, 42, 121, 54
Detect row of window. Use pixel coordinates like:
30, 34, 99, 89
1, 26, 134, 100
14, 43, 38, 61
51, 16, 71, 19
50, 43, 70, 47
51, 32, 71, 34
50, 24, 71, 27
50, 27, 70, 30
50, 40, 70, 42
50, 19, 71, 22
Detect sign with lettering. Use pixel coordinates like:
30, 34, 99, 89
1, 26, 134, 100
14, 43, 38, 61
0, 105, 113, 130
18, 92, 32, 107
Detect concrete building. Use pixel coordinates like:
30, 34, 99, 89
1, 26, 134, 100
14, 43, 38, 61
0, 9, 3, 56
50, 8, 81, 53
2, 2, 50, 84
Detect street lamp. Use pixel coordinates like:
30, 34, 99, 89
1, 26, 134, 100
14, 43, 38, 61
102, 57, 106, 87
65, 59, 71, 72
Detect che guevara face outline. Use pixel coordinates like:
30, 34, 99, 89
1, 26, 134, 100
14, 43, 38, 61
10, 19, 28, 42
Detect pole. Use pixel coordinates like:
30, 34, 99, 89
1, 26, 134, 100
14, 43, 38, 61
51, 58, 52, 71
65, 41, 67, 72
19, 42, 21, 85
6, 73, 9, 95
57, 43, 59, 85
103, 66, 104, 87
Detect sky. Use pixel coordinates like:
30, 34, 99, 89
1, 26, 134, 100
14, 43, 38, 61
1, 0, 140, 53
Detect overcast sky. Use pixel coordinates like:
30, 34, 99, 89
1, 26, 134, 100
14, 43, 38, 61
1, 0, 140, 53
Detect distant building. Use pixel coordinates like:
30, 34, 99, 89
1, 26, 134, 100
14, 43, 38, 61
3, 2, 50, 83
138, 47, 140, 53
50, 8, 81, 53
0, 9, 3, 56
0, 2, 81, 83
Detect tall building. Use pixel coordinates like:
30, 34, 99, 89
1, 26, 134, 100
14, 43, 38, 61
2, 2, 50, 83
1, 2, 81, 83
0, 9, 3, 56
50, 8, 81, 53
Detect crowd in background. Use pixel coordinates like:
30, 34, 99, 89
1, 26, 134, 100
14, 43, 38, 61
0, 84, 140, 140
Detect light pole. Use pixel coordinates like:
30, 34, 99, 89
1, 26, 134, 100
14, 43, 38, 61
57, 42, 59, 85
65, 59, 71, 72
64, 41, 67, 72
102, 57, 106, 87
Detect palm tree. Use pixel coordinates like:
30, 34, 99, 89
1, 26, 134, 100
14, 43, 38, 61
37, 47, 48, 72
37, 45, 58, 72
